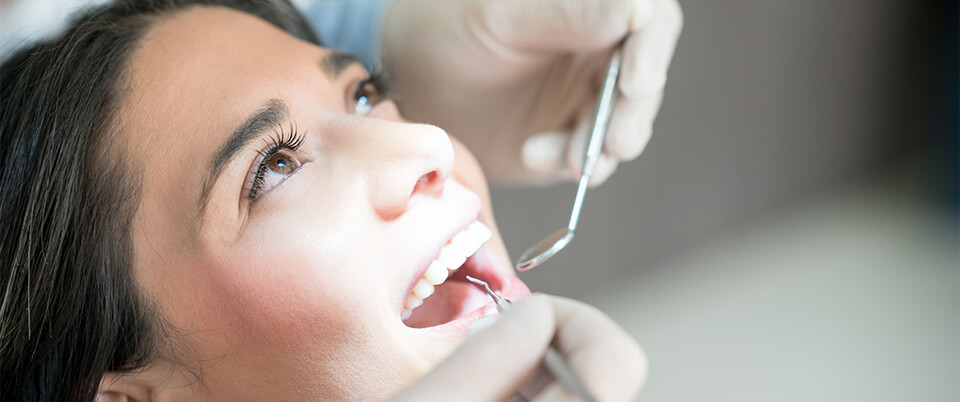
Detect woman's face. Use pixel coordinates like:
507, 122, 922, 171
120, 6, 529, 399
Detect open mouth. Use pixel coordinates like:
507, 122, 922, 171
401, 221, 505, 328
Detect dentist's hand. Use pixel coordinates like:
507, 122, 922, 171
391, 294, 647, 401
382, 0, 682, 186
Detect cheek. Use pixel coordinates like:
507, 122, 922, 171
450, 137, 489, 198
208, 211, 388, 350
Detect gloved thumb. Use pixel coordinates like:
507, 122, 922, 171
522, 132, 568, 178
390, 295, 556, 402
482, 0, 644, 52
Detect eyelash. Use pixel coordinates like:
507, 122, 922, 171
243, 71, 390, 202
353, 71, 391, 111
246, 122, 305, 201
363, 70, 390, 94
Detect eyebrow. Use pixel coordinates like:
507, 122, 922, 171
198, 99, 289, 216
196, 52, 363, 217
322, 51, 362, 78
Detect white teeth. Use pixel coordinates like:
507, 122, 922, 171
449, 231, 475, 255
401, 220, 493, 321
423, 260, 448, 285
412, 279, 435, 299
469, 221, 493, 242
405, 294, 423, 310
437, 247, 466, 270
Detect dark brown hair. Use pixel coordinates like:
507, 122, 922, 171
0, 1, 317, 400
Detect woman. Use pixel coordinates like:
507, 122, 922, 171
1, 0, 648, 400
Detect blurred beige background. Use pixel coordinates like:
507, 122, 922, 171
490, 1, 958, 401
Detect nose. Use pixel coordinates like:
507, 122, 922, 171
368, 124, 453, 220
337, 108, 454, 220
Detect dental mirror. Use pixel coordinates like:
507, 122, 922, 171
516, 45, 623, 271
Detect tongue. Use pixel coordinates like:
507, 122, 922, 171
404, 280, 490, 328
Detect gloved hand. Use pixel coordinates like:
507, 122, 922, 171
391, 294, 647, 401
382, 0, 682, 186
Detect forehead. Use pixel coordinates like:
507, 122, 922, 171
121, 5, 303, 160
118, 5, 326, 245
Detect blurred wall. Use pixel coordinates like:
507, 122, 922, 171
492, 0, 944, 296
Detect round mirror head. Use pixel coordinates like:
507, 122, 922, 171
516, 229, 575, 271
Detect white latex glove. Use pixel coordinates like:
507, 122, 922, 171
391, 294, 647, 401
382, 0, 682, 186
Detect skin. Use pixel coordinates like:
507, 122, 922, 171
111, 5, 521, 399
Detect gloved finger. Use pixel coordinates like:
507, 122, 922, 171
483, 0, 645, 52
515, 366, 554, 400
531, 296, 648, 402
630, 0, 656, 31
522, 131, 572, 181
588, 153, 619, 187
564, 105, 595, 178
603, 91, 664, 161
567, 106, 621, 187
391, 295, 556, 402
619, 0, 683, 99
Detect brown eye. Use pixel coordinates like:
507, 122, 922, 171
354, 81, 383, 115
267, 152, 298, 174
246, 127, 306, 201
248, 150, 301, 199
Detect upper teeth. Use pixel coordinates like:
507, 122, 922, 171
401, 220, 493, 320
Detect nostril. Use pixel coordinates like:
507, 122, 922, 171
412, 171, 441, 197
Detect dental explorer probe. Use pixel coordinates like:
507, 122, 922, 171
465, 276, 597, 402
516, 43, 624, 272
